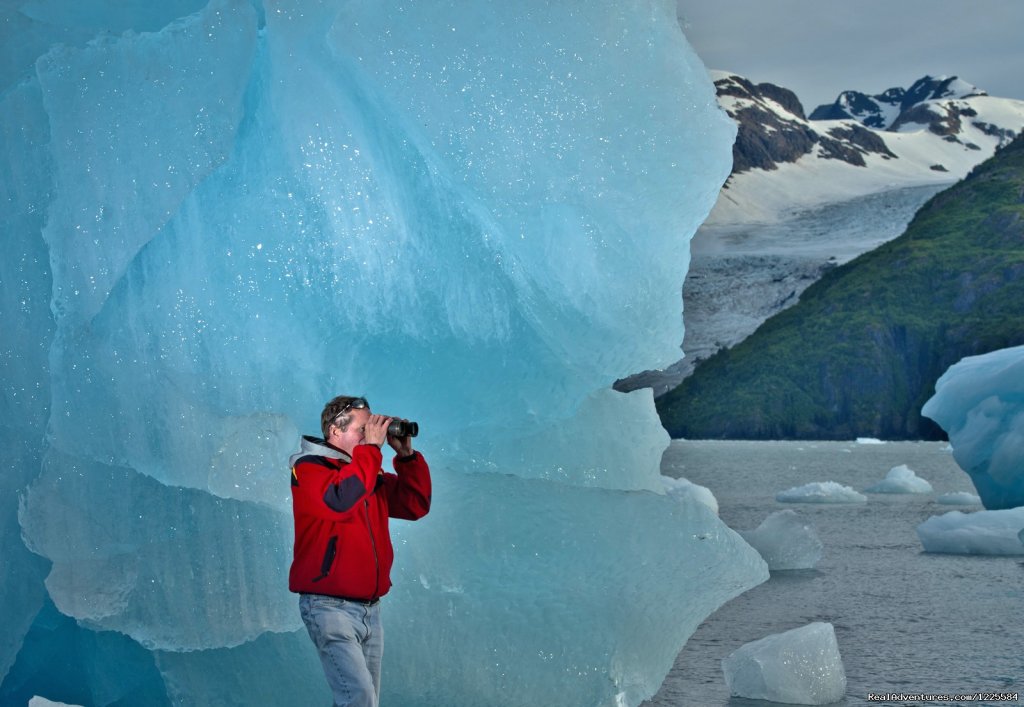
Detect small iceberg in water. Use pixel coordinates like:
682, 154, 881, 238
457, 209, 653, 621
662, 475, 719, 515
864, 464, 933, 494
777, 482, 867, 504
723, 622, 847, 705
739, 510, 823, 570
917, 507, 1024, 555
936, 491, 981, 505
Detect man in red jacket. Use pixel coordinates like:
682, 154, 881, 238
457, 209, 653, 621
290, 395, 431, 707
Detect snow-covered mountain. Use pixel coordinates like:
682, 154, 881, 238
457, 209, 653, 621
808, 75, 986, 128
708, 72, 1024, 225
617, 74, 1024, 396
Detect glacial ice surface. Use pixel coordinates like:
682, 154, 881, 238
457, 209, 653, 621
922, 345, 1024, 509
917, 508, 1024, 555
722, 622, 847, 705
739, 510, 823, 570
864, 464, 933, 494
0, 0, 761, 704
776, 482, 868, 504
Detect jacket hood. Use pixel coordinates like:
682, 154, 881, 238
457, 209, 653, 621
289, 435, 352, 468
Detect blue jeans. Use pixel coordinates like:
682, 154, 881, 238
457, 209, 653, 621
299, 594, 384, 707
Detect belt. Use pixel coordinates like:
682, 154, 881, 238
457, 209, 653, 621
343, 596, 380, 606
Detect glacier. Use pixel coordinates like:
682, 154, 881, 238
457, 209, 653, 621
922, 345, 1024, 510
0, 0, 767, 705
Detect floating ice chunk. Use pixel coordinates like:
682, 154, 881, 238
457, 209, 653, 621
662, 476, 719, 515
855, 437, 885, 445
936, 492, 982, 505
917, 508, 1024, 555
722, 622, 847, 705
739, 510, 823, 570
864, 464, 933, 494
30, 699, 83, 707
922, 345, 1024, 509
777, 482, 867, 504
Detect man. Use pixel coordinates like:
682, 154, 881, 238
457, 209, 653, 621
289, 395, 431, 707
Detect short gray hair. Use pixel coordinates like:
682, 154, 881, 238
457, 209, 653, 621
320, 395, 368, 439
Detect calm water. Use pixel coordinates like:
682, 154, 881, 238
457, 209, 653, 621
645, 440, 1024, 707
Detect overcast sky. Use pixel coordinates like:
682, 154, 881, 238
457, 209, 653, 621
676, 0, 1024, 113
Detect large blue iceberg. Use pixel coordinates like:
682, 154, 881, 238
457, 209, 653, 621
1, 1, 766, 704
922, 345, 1024, 510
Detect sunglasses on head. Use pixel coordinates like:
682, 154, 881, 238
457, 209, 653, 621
333, 397, 368, 426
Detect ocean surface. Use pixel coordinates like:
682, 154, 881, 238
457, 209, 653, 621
645, 440, 1023, 706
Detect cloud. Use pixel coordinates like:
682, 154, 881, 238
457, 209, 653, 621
677, 0, 1024, 110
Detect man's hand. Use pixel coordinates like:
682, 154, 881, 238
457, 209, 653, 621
363, 414, 392, 448
387, 418, 415, 457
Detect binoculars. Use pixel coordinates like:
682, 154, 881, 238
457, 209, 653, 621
387, 419, 419, 438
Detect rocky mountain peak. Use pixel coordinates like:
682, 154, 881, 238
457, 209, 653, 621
903, 75, 986, 107
809, 75, 987, 130
712, 71, 896, 174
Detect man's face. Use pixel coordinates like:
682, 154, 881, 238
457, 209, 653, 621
329, 407, 371, 455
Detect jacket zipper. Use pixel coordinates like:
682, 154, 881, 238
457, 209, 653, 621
365, 498, 380, 599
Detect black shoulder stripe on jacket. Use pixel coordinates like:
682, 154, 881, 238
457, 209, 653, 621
323, 475, 368, 513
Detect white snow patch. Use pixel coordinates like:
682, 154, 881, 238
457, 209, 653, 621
704, 93, 1024, 227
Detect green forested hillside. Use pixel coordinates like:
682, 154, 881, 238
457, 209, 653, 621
657, 133, 1024, 440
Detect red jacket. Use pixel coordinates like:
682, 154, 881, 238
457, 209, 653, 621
289, 436, 431, 600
